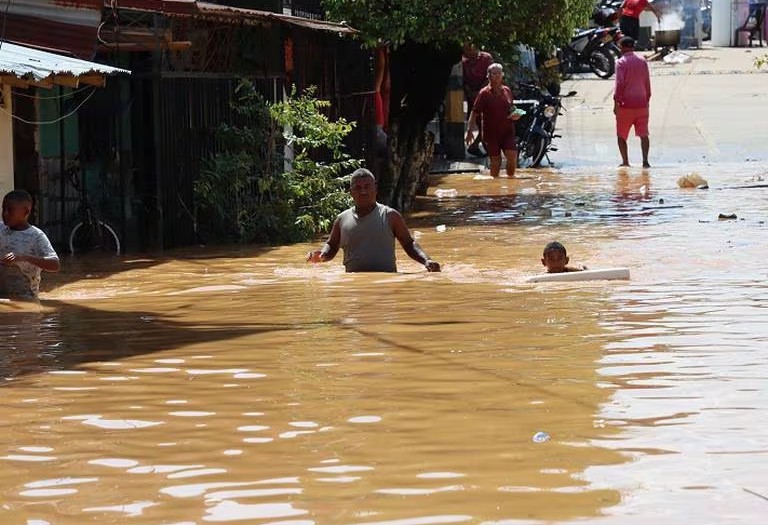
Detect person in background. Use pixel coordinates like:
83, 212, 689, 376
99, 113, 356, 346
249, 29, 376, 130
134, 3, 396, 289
462, 44, 494, 156
541, 241, 585, 273
464, 63, 522, 178
619, 0, 662, 41
614, 36, 653, 168
307, 169, 441, 273
0, 190, 60, 300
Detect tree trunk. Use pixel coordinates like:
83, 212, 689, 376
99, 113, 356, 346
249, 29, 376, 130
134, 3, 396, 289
378, 41, 461, 211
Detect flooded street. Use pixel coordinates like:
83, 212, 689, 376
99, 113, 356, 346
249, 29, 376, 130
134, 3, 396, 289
2, 161, 767, 524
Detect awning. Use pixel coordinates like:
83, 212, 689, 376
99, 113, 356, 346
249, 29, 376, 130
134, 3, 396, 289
0, 43, 130, 88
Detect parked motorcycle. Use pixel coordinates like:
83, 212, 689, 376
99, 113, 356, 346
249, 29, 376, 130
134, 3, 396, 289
559, 26, 618, 79
592, 7, 624, 58
515, 83, 577, 168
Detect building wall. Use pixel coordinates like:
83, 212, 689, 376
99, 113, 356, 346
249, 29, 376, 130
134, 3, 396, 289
0, 85, 13, 197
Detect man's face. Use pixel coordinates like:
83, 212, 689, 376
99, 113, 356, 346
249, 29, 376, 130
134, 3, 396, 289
350, 176, 377, 207
488, 69, 503, 86
542, 250, 569, 273
2, 199, 30, 228
463, 44, 478, 58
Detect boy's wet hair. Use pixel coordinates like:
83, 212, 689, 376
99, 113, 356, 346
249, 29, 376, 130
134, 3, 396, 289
543, 241, 567, 257
3, 189, 33, 206
350, 168, 376, 184
620, 36, 636, 49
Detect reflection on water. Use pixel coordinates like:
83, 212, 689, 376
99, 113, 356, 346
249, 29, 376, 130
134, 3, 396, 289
2, 163, 768, 524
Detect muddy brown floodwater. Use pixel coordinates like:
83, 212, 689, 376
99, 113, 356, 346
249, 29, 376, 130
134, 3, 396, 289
2, 163, 768, 524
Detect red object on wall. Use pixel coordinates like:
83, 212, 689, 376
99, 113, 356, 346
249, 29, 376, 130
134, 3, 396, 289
374, 45, 390, 128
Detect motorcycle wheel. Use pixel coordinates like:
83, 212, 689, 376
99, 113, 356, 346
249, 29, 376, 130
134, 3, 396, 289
518, 135, 547, 169
588, 48, 615, 79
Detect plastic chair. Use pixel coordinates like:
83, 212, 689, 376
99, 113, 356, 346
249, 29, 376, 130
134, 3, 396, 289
735, 3, 766, 47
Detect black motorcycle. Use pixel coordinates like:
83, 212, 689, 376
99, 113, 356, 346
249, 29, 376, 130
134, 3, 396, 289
592, 6, 624, 59
515, 83, 577, 169
559, 26, 618, 79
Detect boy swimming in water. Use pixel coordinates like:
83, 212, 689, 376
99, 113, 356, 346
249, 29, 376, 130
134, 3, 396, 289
541, 241, 585, 273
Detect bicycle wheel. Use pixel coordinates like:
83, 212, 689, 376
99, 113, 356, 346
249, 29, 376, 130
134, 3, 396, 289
69, 220, 121, 255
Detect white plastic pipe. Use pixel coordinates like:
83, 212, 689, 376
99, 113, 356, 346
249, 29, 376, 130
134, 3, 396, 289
526, 268, 631, 283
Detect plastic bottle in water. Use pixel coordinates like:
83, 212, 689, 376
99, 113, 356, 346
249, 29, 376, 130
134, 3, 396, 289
532, 431, 550, 443
434, 188, 459, 198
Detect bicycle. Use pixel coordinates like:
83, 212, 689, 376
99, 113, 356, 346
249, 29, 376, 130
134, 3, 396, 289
66, 158, 122, 255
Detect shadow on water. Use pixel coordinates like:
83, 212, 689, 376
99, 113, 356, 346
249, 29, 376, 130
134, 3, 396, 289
40, 244, 284, 295
0, 299, 328, 380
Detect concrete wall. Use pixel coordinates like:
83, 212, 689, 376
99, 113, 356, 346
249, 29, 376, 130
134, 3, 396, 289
0, 85, 14, 197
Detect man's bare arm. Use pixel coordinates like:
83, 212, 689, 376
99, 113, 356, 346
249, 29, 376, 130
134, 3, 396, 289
388, 210, 441, 272
649, 2, 662, 21
465, 109, 479, 145
307, 219, 341, 263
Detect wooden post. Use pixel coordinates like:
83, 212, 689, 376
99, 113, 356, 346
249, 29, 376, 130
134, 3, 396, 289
0, 85, 14, 196
443, 61, 465, 160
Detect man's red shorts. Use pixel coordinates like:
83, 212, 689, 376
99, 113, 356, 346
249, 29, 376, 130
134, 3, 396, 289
616, 106, 649, 140
483, 130, 517, 157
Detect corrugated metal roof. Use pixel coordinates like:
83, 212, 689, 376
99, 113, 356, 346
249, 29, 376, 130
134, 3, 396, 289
196, 3, 356, 33
2, 0, 354, 64
0, 42, 130, 83
4, 0, 103, 59
274, 13, 357, 33
111, 0, 197, 15
123, 1, 357, 34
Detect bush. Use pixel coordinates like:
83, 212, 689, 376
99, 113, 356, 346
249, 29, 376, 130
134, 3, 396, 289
194, 81, 361, 244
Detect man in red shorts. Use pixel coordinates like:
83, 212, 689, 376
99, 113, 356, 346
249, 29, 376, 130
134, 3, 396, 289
614, 36, 652, 168
464, 63, 521, 178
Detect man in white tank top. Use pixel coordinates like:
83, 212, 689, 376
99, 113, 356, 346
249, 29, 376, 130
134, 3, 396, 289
307, 169, 441, 273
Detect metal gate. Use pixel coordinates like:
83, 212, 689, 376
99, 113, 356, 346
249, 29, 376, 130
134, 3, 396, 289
150, 74, 280, 249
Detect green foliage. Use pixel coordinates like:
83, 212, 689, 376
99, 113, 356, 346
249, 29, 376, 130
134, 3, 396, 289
756, 54, 768, 69
194, 81, 360, 244
270, 86, 361, 238
323, 0, 594, 50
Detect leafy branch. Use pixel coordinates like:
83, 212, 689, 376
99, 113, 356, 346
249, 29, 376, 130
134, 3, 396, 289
194, 81, 361, 243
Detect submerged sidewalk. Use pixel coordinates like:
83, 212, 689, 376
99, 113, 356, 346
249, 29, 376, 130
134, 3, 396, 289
430, 156, 485, 174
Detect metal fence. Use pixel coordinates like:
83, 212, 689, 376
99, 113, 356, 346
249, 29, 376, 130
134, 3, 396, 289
150, 75, 280, 249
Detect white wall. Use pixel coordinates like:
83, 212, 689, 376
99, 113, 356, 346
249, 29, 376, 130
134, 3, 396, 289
712, 0, 733, 46
0, 84, 13, 197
